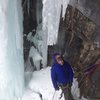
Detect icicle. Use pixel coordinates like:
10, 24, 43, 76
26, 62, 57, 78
27, 0, 30, 15
42, 0, 70, 45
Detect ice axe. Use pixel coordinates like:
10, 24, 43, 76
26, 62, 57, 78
59, 91, 63, 99
52, 90, 62, 100
52, 90, 56, 100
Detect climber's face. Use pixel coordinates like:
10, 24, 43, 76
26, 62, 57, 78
56, 55, 64, 65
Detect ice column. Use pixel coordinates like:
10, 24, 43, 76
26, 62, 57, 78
42, 0, 70, 45
0, 0, 24, 100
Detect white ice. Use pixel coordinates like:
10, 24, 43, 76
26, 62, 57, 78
29, 46, 42, 70
42, 0, 70, 45
0, 0, 24, 100
26, 23, 47, 68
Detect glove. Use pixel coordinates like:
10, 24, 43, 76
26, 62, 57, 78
55, 87, 59, 91
68, 83, 72, 87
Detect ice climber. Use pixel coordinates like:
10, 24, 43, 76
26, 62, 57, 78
51, 53, 74, 100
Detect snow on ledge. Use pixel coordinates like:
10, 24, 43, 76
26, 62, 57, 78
22, 67, 88, 100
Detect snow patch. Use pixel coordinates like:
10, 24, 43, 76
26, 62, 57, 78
22, 67, 64, 100
22, 67, 85, 100
22, 89, 41, 100
71, 79, 80, 99
29, 46, 42, 70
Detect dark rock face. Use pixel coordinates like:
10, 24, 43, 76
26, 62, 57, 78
69, 0, 100, 26
55, 3, 100, 99
57, 5, 99, 65
22, 0, 37, 34
22, 0, 43, 62
69, 0, 100, 43
22, 0, 37, 62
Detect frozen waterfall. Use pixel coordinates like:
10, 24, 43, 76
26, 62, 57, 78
0, 0, 24, 100
42, 0, 70, 45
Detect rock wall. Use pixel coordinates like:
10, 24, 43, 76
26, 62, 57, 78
56, 3, 100, 99
22, 0, 37, 62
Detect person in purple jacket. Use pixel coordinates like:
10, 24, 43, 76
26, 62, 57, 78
51, 53, 74, 100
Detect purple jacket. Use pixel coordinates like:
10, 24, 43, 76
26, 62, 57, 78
51, 53, 73, 90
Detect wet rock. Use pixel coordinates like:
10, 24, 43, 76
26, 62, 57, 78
56, 4, 100, 99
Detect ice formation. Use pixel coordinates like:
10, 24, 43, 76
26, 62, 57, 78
42, 0, 70, 45
0, 0, 24, 100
